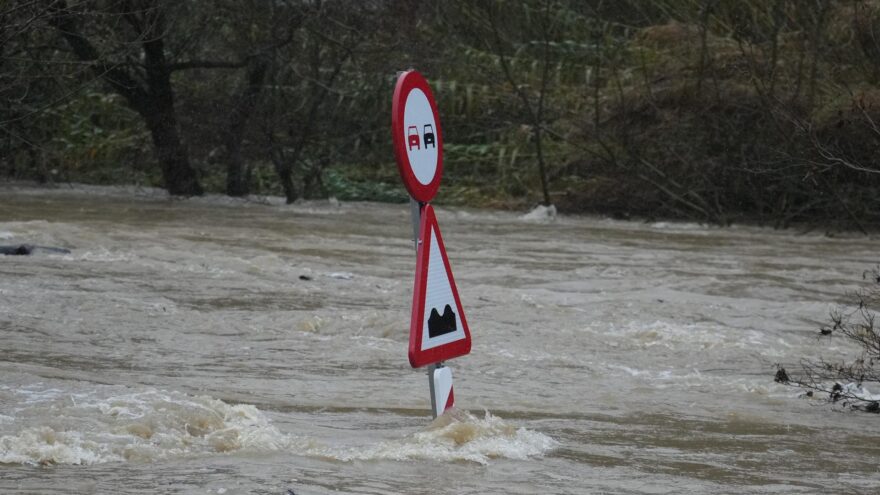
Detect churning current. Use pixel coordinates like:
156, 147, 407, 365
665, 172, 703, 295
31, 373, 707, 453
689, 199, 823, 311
1, 184, 879, 494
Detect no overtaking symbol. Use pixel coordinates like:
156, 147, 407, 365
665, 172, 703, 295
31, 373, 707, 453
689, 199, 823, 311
392, 70, 443, 203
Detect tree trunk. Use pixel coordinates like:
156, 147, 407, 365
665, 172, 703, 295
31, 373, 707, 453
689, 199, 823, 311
281, 173, 297, 204
273, 159, 298, 204
139, 6, 202, 197
48, 1, 203, 196
486, 0, 553, 206
807, 1, 830, 112
268, 43, 348, 204
696, 1, 716, 98
226, 142, 247, 197
225, 59, 269, 197
145, 107, 202, 196
535, 1, 552, 207
533, 126, 551, 206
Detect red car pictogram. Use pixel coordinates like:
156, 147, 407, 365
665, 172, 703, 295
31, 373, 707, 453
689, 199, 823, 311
408, 126, 420, 150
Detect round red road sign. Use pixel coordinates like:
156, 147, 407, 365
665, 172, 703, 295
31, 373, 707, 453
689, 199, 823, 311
392, 70, 443, 202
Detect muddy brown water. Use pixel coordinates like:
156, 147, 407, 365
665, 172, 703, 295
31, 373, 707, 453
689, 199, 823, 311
1, 184, 879, 494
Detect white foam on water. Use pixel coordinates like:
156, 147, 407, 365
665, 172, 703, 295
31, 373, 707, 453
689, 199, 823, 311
308, 409, 557, 465
1, 382, 555, 467
519, 204, 557, 223
649, 221, 709, 232
63, 247, 133, 263
327, 272, 354, 280
0, 427, 121, 465
593, 320, 723, 350
0, 388, 290, 466
593, 319, 787, 355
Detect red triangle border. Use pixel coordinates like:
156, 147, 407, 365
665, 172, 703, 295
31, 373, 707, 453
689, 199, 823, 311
408, 204, 472, 368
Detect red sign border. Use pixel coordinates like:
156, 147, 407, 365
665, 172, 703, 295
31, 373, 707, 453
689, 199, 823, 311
392, 70, 444, 203
409, 204, 471, 368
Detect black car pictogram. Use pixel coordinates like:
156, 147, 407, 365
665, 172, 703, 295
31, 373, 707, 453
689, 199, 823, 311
423, 124, 435, 148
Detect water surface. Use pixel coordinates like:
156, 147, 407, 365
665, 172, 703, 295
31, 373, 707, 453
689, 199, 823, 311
1, 184, 879, 494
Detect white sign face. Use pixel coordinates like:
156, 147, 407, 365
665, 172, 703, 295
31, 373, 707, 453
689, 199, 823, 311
420, 223, 466, 350
403, 88, 439, 186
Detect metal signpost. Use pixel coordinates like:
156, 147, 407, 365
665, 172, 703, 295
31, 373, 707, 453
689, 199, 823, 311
392, 70, 472, 418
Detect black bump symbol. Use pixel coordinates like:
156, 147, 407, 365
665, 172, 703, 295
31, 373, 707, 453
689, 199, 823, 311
428, 304, 457, 338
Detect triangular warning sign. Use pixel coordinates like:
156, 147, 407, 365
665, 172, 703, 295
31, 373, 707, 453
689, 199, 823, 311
409, 204, 471, 368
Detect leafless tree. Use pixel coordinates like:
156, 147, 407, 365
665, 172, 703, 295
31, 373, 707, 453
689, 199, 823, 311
776, 267, 880, 412
42, 0, 297, 196
261, 0, 382, 203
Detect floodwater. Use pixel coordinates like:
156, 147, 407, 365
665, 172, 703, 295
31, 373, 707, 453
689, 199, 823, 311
1, 183, 879, 494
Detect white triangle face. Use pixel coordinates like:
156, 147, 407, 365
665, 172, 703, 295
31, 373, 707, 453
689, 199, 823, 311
420, 224, 466, 350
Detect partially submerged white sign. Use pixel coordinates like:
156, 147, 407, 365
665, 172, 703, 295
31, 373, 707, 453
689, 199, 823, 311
408, 204, 471, 368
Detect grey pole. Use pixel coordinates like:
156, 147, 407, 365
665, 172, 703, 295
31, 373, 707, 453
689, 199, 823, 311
410, 197, 442, 419
409, 198, 421, 251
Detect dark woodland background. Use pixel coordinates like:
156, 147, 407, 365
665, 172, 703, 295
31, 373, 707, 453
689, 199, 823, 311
3, 1, 880, 230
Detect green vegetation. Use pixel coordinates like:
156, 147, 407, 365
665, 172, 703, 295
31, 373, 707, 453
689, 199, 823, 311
2, 1, 880, 229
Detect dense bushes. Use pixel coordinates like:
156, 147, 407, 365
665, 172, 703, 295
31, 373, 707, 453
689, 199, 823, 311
2, 1, 879, 228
